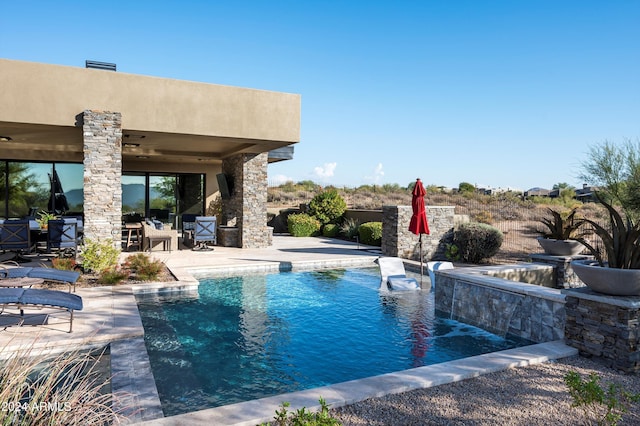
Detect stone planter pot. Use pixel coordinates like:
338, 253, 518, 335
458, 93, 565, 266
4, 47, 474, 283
571, 259, 640, 296
536, 237, 585, 256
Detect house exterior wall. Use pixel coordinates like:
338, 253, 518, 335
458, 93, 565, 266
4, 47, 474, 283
0, 59, 300, 143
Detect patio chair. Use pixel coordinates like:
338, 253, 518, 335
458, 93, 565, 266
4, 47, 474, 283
181, 213, 198, 246
46, 218, 78, 258
0, 219, 34, 263
0, 287, 83, 332
193, 216, 217, 251
141, 221, 178, 252
375, 257, 419, 291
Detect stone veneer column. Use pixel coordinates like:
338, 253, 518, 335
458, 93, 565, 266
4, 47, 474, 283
222, 153, 270, 248
82, 110, 123, 247
382, 205, 455, 260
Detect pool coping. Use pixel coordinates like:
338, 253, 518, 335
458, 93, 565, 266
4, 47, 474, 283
136, 341, 577, 426
119, 258, 578, 425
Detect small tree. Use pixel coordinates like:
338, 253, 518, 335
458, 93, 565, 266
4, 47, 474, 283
308, 189, 347, 224
579, 139, 640, 218
458, 182, 476, 193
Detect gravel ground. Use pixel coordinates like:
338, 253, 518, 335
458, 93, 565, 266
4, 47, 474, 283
331, 356, 640, 425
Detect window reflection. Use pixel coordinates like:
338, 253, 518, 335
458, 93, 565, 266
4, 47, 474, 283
149, 175, 176, 226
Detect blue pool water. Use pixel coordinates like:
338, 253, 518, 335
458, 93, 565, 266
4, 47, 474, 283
136, 267, 533, 416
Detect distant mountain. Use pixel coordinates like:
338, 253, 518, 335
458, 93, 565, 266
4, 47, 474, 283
62, 184, 161, 210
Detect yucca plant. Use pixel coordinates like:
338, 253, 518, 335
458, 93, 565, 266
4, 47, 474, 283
578, 198, 640, 269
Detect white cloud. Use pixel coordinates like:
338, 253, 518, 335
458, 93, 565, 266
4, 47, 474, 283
364, 163, 384, 183
269, 174, 294, 186
313, 162, 337, 180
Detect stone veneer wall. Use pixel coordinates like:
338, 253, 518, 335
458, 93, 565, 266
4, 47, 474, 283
563, 288, 640, 373
382, 205, 454, 261
82, 110, 122, 246
435, 269, 566, 342
222, 153, 271, 248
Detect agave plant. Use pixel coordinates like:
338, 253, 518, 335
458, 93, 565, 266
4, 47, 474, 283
539, 208, 587, 240
578, 199, 640, 269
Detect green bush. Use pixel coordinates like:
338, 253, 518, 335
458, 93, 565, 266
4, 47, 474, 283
288, 213, 321, 237
261, 397, 340, 426
453, 222, 503, 263
308, 189, 347, 224
80, 239, 120, 274
322, 223, 339, 237
359, 221, 382, 246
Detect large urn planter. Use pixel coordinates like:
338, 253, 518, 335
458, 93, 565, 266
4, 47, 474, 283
571, 259, 640, 296
537, 237, 585, 256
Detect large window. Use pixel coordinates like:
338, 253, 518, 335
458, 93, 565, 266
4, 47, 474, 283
122, 172, 204, 228
0, 161, 83, 219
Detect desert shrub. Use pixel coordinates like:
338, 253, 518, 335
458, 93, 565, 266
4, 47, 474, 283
51, 257, 77, 271
322, 223, 339, 237
340, 217, 360, 239
261, 397, 339, 426
288, 213, 321, 237
124, 253, 165, 281
80, 239, 120, 274
98, 267, 129, 285
308, 189, 347, 224
359, 222, 382, 246
453, 222, 504, 263
473, 210, 493, 224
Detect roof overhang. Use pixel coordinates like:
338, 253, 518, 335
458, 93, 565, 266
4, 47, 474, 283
0, 59, 300, 166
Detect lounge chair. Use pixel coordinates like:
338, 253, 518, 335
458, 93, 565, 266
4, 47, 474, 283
426, 261, 454, 286
0, 287, 83, 332
0, 264, 80, 292
375, 257, 420, 291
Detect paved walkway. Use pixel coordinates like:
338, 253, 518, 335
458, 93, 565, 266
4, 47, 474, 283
0, 236, 577, 425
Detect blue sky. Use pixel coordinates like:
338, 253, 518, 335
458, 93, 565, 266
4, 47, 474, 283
2, 1, 639, 191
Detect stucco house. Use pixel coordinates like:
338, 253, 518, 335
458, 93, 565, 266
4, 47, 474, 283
0, 59, 300, 248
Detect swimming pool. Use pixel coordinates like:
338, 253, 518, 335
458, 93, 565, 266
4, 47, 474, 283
136, 267, 533, 417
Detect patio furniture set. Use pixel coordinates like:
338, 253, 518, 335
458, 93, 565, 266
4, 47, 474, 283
126, 215, 218, 253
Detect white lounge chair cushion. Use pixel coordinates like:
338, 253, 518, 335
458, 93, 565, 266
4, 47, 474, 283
376, 257, 420, 291
387, 276, 419, 290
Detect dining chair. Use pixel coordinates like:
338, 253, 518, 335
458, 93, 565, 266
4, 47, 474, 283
193, 216, 217, 251
46, 218, 78, 258
0, 220, 34, 262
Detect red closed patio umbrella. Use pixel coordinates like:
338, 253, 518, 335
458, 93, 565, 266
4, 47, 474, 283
409, 178, 430, 277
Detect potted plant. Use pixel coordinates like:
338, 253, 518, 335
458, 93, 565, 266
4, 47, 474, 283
36, 210, 57, 230
571, 199, 640, 296
536, 208, 588, 256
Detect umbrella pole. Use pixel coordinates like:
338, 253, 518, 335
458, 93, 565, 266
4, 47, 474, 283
419, 234, 424, 280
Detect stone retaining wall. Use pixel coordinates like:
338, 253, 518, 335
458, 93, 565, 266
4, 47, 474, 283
435, 265, 566, 343
382, 205, 454, 261
563, 288, 640, 373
